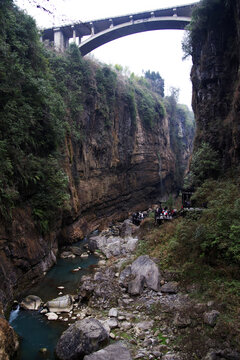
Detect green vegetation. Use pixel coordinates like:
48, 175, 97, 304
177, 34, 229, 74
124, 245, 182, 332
138, 174, 240, 349
182, 0, 233, 59
135, 86, 165, 129
184, 142, 220, 188
144, 70, 164, 97
0, 0, 69, 230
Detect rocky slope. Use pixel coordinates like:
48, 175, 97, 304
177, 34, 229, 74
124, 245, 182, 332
191, 0, 240, 169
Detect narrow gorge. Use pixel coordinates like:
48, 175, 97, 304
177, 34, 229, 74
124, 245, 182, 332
1, 0, 240, 359
0, 1, 194, 311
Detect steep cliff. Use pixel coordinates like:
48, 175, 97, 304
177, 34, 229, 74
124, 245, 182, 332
191, 0, 240, 169
59, 66, 194, 242
0, 0, 194, 308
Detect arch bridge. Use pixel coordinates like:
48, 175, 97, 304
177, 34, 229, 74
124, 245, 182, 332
42, 3, 195, 55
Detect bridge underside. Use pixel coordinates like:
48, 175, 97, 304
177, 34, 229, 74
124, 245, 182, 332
42, 4, 194, 54
79, 17, 190, 56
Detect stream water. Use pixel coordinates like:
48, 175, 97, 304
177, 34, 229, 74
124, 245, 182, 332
9, 237, 99, 360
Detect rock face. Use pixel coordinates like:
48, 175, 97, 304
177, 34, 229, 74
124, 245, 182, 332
55, 318, 109, 360
0, 208, 57, 310
191, 0, 240, 169
83, 342, 132, 360
0, 315, 19, 360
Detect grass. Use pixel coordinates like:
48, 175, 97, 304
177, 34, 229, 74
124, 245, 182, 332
136, 212, 240, 352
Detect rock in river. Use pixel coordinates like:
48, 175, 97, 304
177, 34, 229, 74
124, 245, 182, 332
46, 295, 73, 313
20, 295, 42, 310
45, 312, 58, 320
83, 342, 132, 360
55, 317, 109, 360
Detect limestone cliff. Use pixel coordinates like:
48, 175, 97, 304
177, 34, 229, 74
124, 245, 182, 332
191, 0, 240, 169
61, 85, 176, 242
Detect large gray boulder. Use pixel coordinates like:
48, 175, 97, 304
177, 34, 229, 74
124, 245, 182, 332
83, 342, 132, 360
88, 236, 106, 253
46, 295, 73, 313
56, 318, 109, 360
125, 255, 160, 295
20, 295, 42, 310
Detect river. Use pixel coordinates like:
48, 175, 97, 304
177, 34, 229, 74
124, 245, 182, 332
9, 237, 99, 360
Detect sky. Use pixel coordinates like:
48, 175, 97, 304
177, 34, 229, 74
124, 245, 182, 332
14, 0, 200, 109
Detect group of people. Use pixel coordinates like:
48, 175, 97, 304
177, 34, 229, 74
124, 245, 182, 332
154, 204, 177, 225
131, 205, 178, 227
132, 211, 144, 226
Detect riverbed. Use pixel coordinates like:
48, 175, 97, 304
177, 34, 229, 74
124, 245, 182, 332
9, 237, 99, 360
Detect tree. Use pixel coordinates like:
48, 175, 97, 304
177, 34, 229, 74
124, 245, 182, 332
144, 70, 164, 97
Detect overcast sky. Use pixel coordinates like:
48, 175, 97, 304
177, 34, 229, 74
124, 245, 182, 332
15, 0, 200, 109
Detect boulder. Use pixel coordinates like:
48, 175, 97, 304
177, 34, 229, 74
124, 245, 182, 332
83, 342, 132, 360
203, 310, 220, 327
45, 312, 58, 320
68, 246, 83, 256
60, 251, 75, 259
119, 265, 131, 287
78, 267, 122, 307
106, 318, 118, 329
104, 239, 121, 258
108, 308, 118, 317
89, 234, 137, 259
173, 312, 191, 328
55, 318, 109, 360
162, 354, 181, 360
46, 295, 73, 313
88, 236, 106, 253
128, 275, 145, 296
160, 281, 179, 294
135, 320, 154, 332
20, 295, 42, 310
120, 219, 133, 238
125, 255, 160, 295
81, 253, 89, 258
122, 238, 138, 254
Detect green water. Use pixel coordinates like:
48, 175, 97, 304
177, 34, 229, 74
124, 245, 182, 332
9, 238, 99, 360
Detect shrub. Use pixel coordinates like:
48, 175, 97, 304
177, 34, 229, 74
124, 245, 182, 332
187, 142, 220, 187
171, 178, 240, 266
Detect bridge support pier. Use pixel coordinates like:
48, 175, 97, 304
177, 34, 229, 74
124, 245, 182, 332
54, 28, 69, 52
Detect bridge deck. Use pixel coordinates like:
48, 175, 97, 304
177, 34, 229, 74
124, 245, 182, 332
42, 3, 195, 42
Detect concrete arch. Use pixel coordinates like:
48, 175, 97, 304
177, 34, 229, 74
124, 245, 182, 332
79, 16, 190, 56
42, 4, 195, 53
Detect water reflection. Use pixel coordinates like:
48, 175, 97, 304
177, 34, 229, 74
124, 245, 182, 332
9, 238, 99, 360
